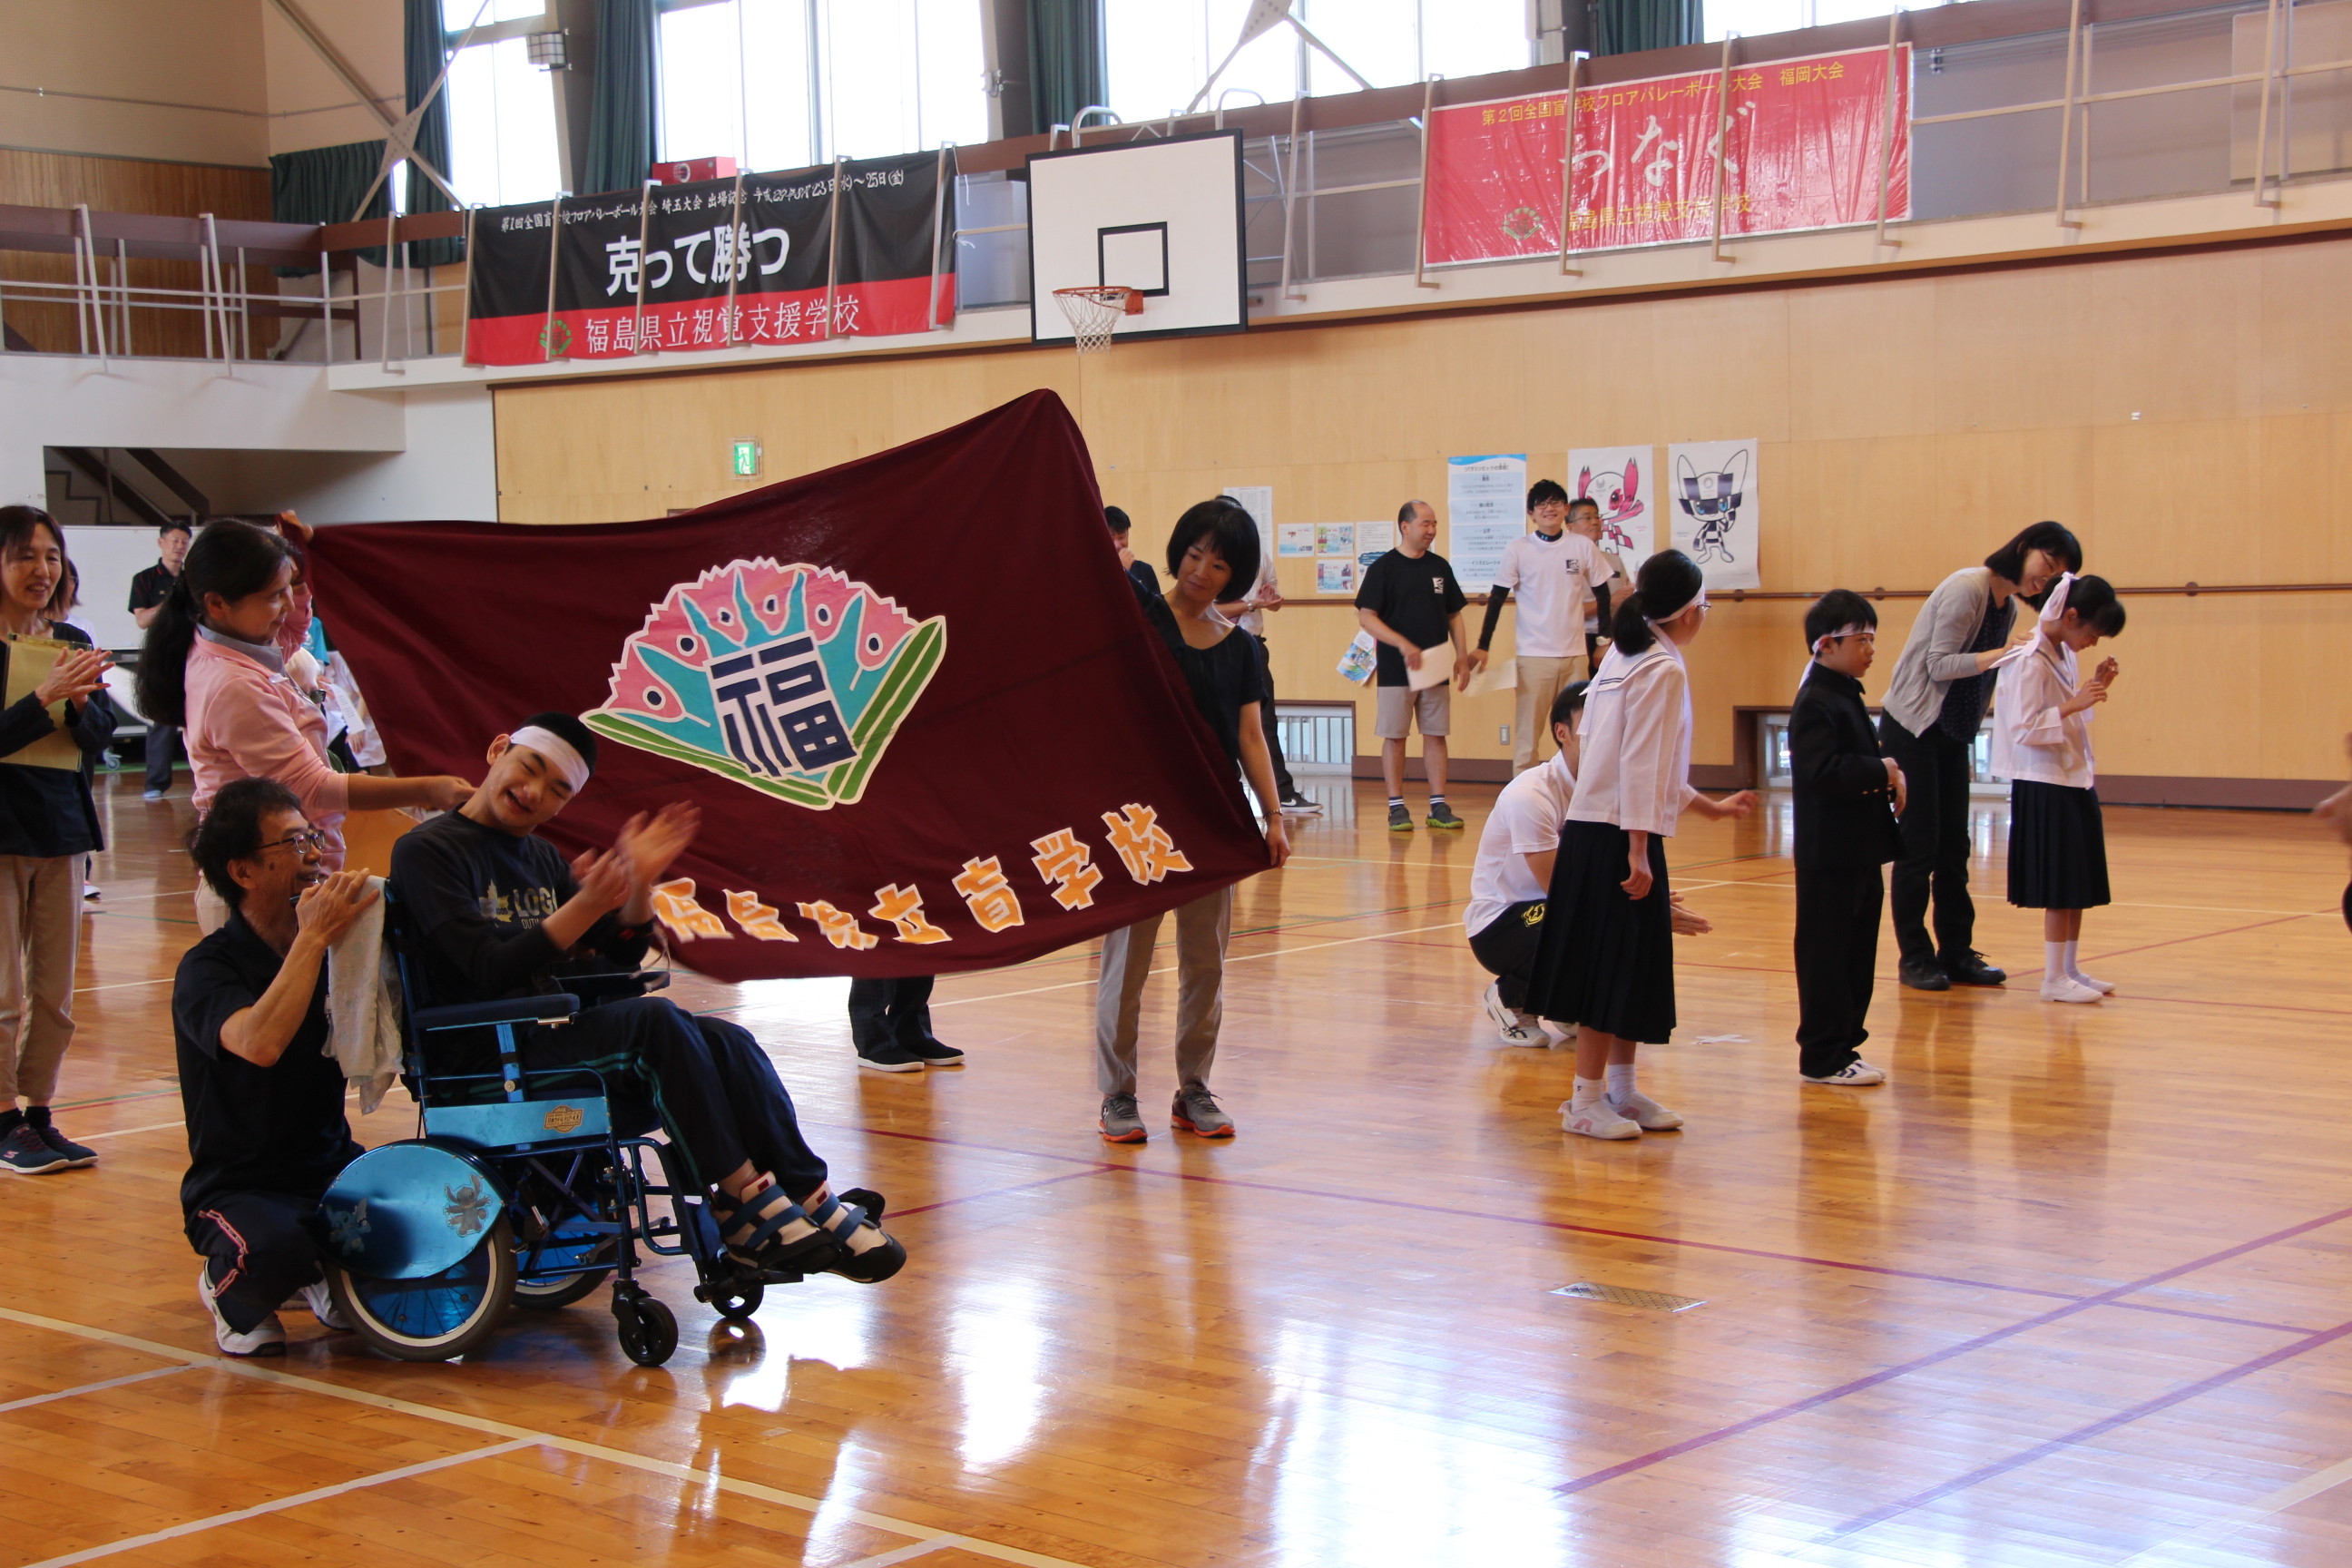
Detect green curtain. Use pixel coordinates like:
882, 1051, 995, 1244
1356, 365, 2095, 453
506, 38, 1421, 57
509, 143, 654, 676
404, 0, 465, 267
270, 140, 390, 272
1595, 0, 1703, 56
585, 0, 659, 195
1027, 0, 1106, 137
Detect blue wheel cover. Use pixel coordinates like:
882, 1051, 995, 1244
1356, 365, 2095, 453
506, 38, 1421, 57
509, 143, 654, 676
320, 1141, 506, 1279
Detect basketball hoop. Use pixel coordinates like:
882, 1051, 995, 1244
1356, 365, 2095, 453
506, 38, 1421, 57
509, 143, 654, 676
1053, 285, 1142, 355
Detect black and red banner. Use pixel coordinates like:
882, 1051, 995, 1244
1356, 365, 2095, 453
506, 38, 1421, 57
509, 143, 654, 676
465, 150, 957, 367
304, 392, 1273, 983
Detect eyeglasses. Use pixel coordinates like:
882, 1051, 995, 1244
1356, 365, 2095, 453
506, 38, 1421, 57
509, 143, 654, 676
259, 828, 328, 857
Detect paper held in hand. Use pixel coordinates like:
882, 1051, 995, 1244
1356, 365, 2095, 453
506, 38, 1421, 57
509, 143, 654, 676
1406, 641, 1455, 691
1462, 655, 1515, 700
1, 636, 83, 770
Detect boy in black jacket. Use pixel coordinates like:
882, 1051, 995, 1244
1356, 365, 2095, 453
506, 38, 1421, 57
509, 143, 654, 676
1791, 591, 1906, 1087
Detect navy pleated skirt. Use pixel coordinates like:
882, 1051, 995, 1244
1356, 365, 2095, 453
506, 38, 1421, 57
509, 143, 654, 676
1524, 818, 1676, 1043
2006, 780, 2110, 909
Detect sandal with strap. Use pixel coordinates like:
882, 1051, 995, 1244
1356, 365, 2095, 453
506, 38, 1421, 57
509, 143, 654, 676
805, 1189, 906, 1284
714, 1184, 840, 1273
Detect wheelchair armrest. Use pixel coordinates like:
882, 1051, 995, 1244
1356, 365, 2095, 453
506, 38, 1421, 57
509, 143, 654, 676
565, 970, 672, 1001
414, 993, 581, 1032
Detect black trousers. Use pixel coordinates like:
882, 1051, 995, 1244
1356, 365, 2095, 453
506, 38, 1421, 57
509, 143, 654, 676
1877, 715, 1975, 965
848, 975, 938, 1050
523, 997, 827, 1196
144, 723, 179, 793
1794, 865, 1884, 1078
187, 1190, 327, 1335
1468, 899, 1545, 1011
1250, 634, 1297, 800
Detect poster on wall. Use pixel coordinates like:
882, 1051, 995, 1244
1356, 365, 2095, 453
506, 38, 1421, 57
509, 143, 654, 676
1220, 486, 1274, 561
1569, 446, 1654, 578
1420, 47, 1911, 266
1445, 454, 1527, 593
1664, 439, 1760, 591
1277, 524, 1316, 557
1315, 523, 1356, 558
1318, 559, 1358, 595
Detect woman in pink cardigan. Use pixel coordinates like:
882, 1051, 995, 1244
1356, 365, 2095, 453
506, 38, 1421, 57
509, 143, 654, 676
133, 521, 471, 930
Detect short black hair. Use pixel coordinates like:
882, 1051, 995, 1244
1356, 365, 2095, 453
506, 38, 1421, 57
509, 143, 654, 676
159, 519, 193, 537
1985, 521, 2082, 583
2062, 574, 2126, 637
189, 777, 303, 909
1104, 505, 1131, 536
1165, 498, 1260, 593
1549, 681, 1589, 730
515, 710, 599, 775
1564, 495, 1600, 520
1804, 589, 1879, 651
1526, 479, 1569, 512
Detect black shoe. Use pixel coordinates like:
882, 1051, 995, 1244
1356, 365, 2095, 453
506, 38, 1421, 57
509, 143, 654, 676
900, 1035, 965, 1066
1387, 804, 1414, 833
1942, 950, 2007, 986
856, 1040, 926, 1073
1426, 802, 1465, 831
1898, 954, 1951, 992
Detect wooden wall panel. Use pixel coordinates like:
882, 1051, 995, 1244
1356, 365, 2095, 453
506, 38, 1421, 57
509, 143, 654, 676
491, 237, 2352, 785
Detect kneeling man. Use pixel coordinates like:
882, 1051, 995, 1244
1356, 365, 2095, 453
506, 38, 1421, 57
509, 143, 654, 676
179, 779, 378, 1355
387, 712, 903, 1282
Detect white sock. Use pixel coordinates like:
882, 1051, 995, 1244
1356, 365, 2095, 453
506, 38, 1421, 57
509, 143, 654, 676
2044, 940, 2069, 981
1573, 1075, 1608, 1109
2064, 939, 2092, 979
1605, 1063, 1637, 1102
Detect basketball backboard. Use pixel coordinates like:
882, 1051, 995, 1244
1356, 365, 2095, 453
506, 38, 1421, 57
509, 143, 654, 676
1027, 130, 1249, 348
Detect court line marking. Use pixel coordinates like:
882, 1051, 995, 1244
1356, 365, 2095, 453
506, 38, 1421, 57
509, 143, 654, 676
72, 976, 175, 995
0, 1306, 1097, 1568
840, 1538, 975, 1568
22, 1438, 537, 1568
1820, 1313, 2352, 1543
76, 1118, 183, 1141
1552, 1200, 2352, 1495
0, 1363, 192, 1414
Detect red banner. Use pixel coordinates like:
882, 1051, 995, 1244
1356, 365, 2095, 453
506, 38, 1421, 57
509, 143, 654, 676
304, 392, 1271, 983
1422, 47, 1910, 265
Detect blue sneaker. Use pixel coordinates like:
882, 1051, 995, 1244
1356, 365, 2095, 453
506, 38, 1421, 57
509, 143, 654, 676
0, 1123, 69, 1174
32, 1119, 97, 1168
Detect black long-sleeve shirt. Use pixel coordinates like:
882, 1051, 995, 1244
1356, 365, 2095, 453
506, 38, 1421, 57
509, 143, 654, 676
0, 625, 117, 858
1788, 664, 1902, 872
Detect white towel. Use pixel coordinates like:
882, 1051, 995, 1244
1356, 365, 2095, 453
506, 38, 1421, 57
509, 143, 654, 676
323, 877, 406, 1114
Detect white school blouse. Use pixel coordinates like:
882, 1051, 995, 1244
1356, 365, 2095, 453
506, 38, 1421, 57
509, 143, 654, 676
1566, 640, 1700, 838
1990, 635, 2096, 789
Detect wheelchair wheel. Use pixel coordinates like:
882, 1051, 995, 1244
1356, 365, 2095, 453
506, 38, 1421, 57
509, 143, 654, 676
512, 1264, 613, 1310
612, 1284, 678, 1367
329, 1216, 516, 1362
708, 1281, 763, 1320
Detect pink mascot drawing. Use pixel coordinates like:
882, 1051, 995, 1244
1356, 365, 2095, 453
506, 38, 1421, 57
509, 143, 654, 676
1575, 456, 1646, 558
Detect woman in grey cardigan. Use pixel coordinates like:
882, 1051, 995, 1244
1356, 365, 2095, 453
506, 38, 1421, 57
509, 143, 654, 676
1877, 522, 2080, 992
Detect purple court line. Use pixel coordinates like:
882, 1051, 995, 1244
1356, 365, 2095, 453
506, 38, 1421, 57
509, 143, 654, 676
1821, 1313, 2352, 1540
818, 1122, 2319, 1334
1551, 1200, 2352, 1495
886, 1166, 1107, 1220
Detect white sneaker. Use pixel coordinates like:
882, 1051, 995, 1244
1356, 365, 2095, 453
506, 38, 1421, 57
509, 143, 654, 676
2040, 975, 2103, 1004
1561, 1097, 1642, 1140
2071, 970, 2116, 995
1609, 1090, 1684, 1131
1483, 983, 1546, 1047
298, 1279, 352, 1330
1803, 1060, 1887, 1086
199, 1267, 286, 1357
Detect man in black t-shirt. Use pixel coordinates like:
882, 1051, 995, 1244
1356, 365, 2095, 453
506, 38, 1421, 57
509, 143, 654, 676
176, 778, 377, 1356
1355, 499, 1477, 833
387, 711, 906, 1284
128, 518, 191, 799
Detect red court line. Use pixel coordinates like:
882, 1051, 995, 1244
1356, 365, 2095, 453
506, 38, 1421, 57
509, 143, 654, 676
1821, 1313, 2352, 1540
1551, 1200, 2352, 1495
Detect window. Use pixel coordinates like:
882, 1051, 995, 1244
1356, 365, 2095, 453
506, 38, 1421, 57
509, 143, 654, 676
440, 0, 564, 208
1705, 0, 1953, 44
1106, 0, 1530, 124
657, 0, 985, 171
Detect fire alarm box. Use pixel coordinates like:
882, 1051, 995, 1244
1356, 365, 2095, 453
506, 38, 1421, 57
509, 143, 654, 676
652, 157, 739, 186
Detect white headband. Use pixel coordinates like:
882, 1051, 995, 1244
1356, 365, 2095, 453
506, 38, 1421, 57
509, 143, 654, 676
508, 725, 590, 793
1989, 572, 2077, 673
1809, 622, 1872, 658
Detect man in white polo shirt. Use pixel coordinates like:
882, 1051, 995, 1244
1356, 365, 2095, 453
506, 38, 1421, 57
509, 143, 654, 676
1478, 479, 1608, 775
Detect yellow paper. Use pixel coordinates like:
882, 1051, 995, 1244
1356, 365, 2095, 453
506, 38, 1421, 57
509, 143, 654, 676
2, 636, 83, 771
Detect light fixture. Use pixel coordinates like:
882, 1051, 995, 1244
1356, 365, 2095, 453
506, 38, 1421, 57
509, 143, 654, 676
526, 30, 569, 70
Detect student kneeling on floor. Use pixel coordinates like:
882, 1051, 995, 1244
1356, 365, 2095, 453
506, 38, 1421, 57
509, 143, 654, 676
1466, 682, 1589, 1046
386, 712, 905, 1284
178, 778, 377, 1356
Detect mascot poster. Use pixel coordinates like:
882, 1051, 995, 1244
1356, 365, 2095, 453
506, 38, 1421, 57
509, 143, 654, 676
1568, 446, 1654, 578
1664, 438, 1761, 592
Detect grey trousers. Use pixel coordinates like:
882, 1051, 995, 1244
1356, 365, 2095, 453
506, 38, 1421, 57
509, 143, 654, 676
0, 854, 80, 1105
1093, 886, 1232, 1096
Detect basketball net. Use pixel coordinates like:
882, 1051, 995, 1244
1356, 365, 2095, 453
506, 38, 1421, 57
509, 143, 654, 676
1053, 285, 1142, 356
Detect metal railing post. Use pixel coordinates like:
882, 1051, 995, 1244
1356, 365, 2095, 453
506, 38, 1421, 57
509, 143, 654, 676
2253, 0, 2282, 206
632, 181, 652, 354
2081, 21, 2093, 205
2053, 0, 2084, 226
1412, 74, 1440, 289
822, 155, 845, 339
1559, 53, 1582, 277
1875, 17, 1903, 251
926, 145, 950, 329
381, 211, 400, 374
200, 212, 222, 365
72, 206, 99, 362
1279, 89, 1306, 300
319, 249, 333, 364
236, 245, 251, 360
115, 237, 132, 357
722, 172, 746, 344
542, 194, 564, 360
456, 206, 477, 364
1710, 37, 1736, 263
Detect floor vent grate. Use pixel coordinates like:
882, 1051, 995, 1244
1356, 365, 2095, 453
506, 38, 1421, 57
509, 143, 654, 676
1552, 1281, 1706, 1312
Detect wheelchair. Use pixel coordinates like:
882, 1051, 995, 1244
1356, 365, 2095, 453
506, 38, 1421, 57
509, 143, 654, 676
314, 891, 808, 1367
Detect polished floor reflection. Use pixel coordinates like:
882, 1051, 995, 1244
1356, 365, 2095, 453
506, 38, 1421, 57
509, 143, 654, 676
9, 771, 2352, 1567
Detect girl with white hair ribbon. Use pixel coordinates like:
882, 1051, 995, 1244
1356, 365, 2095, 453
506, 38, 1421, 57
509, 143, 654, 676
1989, 572, 2129, 1003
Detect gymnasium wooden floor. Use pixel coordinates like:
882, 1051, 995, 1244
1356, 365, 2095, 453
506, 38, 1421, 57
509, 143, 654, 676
10, 768, 2352, 1568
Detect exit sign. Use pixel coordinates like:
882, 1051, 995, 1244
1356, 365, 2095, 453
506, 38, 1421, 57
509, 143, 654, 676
731, 439, 760, 477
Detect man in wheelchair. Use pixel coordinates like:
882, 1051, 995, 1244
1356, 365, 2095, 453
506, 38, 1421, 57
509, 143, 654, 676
178, 778, 380, 1355
387, 712, 904, 1285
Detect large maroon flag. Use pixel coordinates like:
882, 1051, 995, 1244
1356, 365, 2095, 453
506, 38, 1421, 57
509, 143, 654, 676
306, 390, 1269, 982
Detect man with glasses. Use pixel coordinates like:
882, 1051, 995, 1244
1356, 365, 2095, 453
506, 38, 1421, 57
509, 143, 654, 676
175, 777, 378, 1355
1479, 482, 1610, 776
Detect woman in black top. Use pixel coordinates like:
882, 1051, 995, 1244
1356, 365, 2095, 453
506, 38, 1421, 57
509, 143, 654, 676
0, 506, 118, 1174
1095, 499, 1289, 1145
